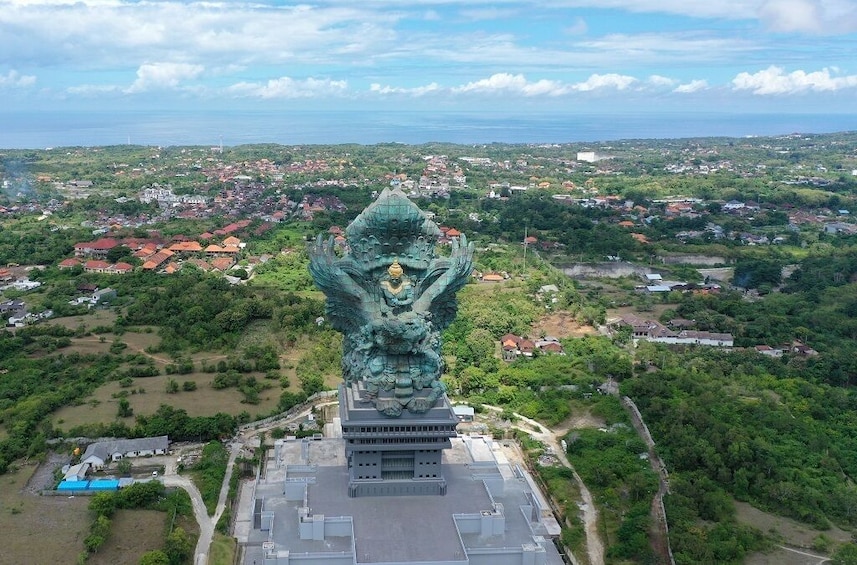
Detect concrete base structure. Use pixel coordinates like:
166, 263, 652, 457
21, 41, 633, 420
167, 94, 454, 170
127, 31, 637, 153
340, 383, 458, 497
238, 416, 565, 565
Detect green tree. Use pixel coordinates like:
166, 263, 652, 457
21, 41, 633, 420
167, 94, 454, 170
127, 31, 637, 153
165, 378, 179, 394
88, 492, 116, 517
139, 550, 170, 565
117, 459, 132, 476
833, 544, 857, 565
84, 514, 111, 553
117, 398, 133, 418
164, 526, 193, 565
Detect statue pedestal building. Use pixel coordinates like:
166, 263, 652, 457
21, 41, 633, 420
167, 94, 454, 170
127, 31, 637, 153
339, 382, 458, 497
240, 188, 565, 564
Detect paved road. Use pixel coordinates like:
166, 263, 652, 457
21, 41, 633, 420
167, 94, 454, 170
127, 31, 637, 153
161, 473, 211, 565
168, 402, 324, 564
158, 436, 244, 565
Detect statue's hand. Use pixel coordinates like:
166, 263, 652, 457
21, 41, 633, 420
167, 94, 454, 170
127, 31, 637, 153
309, 234, 349, 288
449, 232, 474, 279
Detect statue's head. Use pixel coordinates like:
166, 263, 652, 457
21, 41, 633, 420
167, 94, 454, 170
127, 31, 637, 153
388, 259, 404, 282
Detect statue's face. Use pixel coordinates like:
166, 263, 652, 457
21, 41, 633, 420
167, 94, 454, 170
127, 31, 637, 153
389, 275, 401, 286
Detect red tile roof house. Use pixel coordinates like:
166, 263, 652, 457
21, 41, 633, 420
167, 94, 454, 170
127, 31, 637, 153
83, 260, 111, 274
142, 250, 174, 271
501, 333, 522, 361
74, 237, 120, 258
58, 258, 81, 270
518, 339, 536, 357
210, 257, 235, 272
109, 262, 134, 274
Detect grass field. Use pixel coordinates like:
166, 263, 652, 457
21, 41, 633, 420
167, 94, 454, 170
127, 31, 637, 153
87, 509, 167, 565
209, 532, 237, 565
47, 312, 303, 430
52, 370, 283, 430
0, 461, 90, 565
739, 500, 851, 564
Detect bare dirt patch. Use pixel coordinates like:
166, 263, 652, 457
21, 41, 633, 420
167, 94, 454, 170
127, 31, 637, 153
0, 461, 90, 565
608, 304, 675, 320
531, 312, 597, 339
87, 509, 167, 565
552, 409, 607, 437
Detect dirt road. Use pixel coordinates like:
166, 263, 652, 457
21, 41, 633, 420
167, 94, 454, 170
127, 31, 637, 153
482, 405, 605, 565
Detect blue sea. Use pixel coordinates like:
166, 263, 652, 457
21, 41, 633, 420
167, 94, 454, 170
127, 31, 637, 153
2, 110, 857, 148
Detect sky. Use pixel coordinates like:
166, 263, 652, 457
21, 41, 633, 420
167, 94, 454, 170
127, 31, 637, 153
2, 0, 857, 116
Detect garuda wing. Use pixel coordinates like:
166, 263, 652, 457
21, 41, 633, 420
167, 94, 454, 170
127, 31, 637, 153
308, 235, 374, 333
414, 233, 474, 330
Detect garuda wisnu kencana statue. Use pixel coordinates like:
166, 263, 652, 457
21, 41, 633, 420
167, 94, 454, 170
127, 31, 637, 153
309, 187, 473, 417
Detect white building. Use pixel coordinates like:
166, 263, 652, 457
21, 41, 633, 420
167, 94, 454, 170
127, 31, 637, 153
81, 436, 169, 470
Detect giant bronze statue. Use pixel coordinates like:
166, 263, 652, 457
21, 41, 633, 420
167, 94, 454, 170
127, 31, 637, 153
309, 187, 473, 417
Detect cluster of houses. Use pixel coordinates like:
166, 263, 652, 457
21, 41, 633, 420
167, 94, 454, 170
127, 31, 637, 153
500, 333, 565, 360
62, 225, 252, 275
608, 314, 734, 347
755, 342, 818, 357
1, 298, 53, 327
635, 273, 722, 295
608, 314, 820, 356
68, 285, 117, 308
389, 154, 467, 199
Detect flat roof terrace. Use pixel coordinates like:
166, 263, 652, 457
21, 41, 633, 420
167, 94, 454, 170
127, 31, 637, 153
245, 435, 564, 565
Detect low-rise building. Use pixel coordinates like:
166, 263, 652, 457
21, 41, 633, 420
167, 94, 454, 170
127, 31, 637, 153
81, 436, 169, 470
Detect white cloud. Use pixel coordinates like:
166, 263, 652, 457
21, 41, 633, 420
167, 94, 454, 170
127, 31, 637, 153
758, 0, 823, 33
757, 0, 857, 34
674, 79, 708, 93
0, 3, 400, 69
228, 77, 348, 99
564, 16, 588, 35
369, 82, 441, 96
0, 69, 36, 87
536, 0, 857, 31
572, 73, 637, 91
459, 7, 520, 20
125, 62, 204, 93
732, 65, 857, 94
452, 73, 570, 96
647, 75, 677, 87
67, 84, 121, 95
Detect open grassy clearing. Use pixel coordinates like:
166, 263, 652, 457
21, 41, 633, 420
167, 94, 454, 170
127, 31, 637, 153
738, 500, 851, 564
49, 310, 119, 331
87, 509, 167, 565
0, 461, 90, 565
52, 370, 283, 430
209, 532, 237, 565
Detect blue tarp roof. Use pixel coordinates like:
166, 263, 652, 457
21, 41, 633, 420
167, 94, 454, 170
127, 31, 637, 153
88, 479, 120, 490
57, 480, 89, 490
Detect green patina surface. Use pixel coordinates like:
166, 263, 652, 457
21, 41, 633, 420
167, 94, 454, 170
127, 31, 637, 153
309, 187, 473, 416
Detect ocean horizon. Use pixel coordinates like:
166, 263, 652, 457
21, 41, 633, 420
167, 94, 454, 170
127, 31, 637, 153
2, 110, 857, 149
